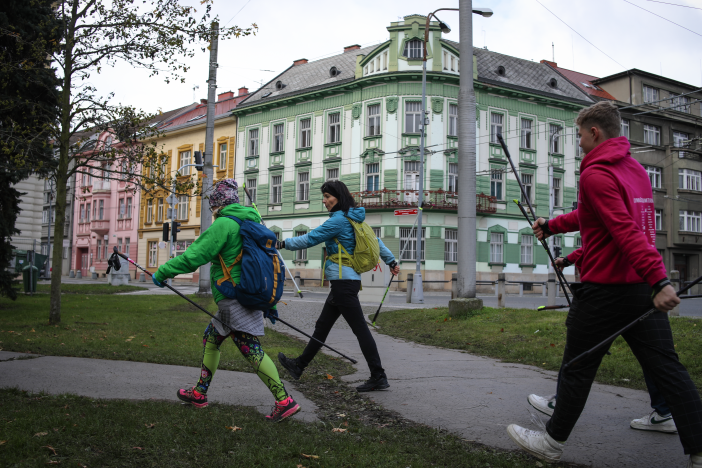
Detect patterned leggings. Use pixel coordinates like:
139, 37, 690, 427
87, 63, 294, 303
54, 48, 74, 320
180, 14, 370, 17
195, 323, 288, 402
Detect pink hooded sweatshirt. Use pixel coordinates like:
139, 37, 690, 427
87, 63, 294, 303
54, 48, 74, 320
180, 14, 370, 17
549, 137, 667, 287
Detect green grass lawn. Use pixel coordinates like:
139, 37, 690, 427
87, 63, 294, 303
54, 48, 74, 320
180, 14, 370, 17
373, 307, 702, 392
36, 284, 148, 294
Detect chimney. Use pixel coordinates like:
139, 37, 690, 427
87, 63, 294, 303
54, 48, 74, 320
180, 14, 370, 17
344, 44, 361, 53
238, 87, 249, 96
217, 91, 234, 102
540, 59, 557, 68
293, 58, 308, 66
200, 99, 208, 105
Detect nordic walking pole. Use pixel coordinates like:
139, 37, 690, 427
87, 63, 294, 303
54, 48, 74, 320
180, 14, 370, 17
371, 208, 422, 327
496, 132, 573, 305
111, 248, 358, 364
242, 183, 303, 298
538, 305, 569, 310
513, 199, 572, 307
562, 272, 702, 372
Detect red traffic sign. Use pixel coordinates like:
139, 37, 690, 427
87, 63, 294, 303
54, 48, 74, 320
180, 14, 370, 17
394, 209, 418, 216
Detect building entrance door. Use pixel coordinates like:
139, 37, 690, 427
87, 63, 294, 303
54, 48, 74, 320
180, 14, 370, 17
79, 248, 89, 277
404, 161, 420, 204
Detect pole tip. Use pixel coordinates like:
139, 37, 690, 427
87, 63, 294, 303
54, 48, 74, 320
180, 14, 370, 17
512, 199, 519, 204
538, 306, 545, 310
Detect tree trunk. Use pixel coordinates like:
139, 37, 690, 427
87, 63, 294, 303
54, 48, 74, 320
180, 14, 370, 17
49, 169, 69, 324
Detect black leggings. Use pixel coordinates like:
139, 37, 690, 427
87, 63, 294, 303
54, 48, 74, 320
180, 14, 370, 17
547, 283, 702, 454
298, 280, 385, 378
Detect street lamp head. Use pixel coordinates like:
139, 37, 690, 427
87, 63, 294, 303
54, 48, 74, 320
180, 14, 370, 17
438, 21, 451, 34
472, 8, 493, 17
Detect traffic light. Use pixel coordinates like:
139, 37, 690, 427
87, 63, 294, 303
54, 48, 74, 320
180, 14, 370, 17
171, 220, 182, 242
554, 246, 562, 258
162, 222, 170, 242
194, 151, 203, 172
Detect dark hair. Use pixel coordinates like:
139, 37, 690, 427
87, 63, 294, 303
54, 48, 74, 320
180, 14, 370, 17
320, 180, 356, 213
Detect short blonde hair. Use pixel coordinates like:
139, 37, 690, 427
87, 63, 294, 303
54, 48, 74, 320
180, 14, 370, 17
576, 101, 621, 139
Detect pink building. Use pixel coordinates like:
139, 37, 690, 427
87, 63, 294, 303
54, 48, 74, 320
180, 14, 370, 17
72, 131, 140, 278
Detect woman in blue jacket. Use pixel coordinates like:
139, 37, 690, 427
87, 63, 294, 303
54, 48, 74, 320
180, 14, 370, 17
277, 180, 399, 392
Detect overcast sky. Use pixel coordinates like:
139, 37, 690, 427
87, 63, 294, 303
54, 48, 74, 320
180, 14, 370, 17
93, 0, 702, 114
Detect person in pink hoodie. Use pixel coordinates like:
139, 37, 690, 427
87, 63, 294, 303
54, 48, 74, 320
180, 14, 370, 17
505, 101, 702, 466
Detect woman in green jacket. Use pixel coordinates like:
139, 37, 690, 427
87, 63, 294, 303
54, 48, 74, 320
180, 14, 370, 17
152, 179, 300, 422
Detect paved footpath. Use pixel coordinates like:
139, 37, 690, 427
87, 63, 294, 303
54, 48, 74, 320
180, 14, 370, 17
270, 299, 690, 468
0, 351, 317, 422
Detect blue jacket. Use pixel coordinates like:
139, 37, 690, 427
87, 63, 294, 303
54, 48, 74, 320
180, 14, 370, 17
284, 207, 396, 281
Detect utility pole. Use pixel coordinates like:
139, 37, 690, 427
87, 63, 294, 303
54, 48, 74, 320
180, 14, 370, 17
456, 0, 478, 300
411, 47, 428, 305
198, 21, 219, 296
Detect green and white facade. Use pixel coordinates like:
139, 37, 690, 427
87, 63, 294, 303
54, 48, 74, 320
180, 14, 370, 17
232, 15, 594, 290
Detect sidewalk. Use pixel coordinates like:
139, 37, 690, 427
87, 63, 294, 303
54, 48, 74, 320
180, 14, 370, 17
269, 300, 690, 468
0, 351, 317, 422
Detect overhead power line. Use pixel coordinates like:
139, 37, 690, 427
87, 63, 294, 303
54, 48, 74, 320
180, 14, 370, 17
644, 0, 702, 11
623, 0, 702, 38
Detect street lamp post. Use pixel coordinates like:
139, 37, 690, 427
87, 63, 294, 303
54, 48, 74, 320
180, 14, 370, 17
413, 3, 492, 306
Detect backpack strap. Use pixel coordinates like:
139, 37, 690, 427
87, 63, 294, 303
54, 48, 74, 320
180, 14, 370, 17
215, 215, 244, 287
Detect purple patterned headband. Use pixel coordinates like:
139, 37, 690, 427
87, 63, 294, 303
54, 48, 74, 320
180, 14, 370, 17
209, 178, 239, 208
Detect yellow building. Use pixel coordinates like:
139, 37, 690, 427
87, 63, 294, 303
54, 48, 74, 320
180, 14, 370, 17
137, 89, 248, 282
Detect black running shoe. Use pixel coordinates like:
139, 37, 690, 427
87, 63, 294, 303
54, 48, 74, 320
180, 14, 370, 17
356, 375, 390, 392
278, 352, 304, 380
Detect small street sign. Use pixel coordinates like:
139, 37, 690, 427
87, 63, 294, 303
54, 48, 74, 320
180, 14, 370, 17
166, 194, 177, 206
394, 209, 418, 216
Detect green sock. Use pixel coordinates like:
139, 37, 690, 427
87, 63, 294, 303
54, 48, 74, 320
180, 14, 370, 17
254, 352, 288, 402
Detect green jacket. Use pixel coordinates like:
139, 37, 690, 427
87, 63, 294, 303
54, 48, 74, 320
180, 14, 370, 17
156, 203, 261, 304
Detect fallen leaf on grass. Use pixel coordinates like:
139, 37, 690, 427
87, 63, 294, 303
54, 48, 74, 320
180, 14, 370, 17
326, 374, 334, 380
225, 426, 242, 432
142, 345, 149, 348
331, 428, 347, 433
125, 339, 133, 342
34, 432, 48, 437
301, 454, 319, 459
45, 461, 60, 465
500, 328, 504, 333
31, 329, 35, 333
42, 446, 57, 455
297, 465, 306, 468
0, 440, 5, 445
133, 447, 142, 450
145, 423, 156, 429
336, 413, 346, 417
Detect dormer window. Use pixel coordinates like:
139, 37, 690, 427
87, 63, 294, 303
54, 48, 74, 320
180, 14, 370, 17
275, 81, 285, 90
403, 39, 423, 59
329, 66, 340, 77
548, 78, 558, 89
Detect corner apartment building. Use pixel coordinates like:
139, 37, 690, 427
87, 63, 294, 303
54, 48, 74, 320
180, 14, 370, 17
231, 15, 593, 290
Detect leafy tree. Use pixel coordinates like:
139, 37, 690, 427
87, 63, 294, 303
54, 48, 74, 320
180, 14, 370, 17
0, 0, 62, 299
45, 0, 256, 323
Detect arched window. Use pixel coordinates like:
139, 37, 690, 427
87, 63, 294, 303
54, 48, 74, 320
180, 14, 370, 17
403, 39, 423, 59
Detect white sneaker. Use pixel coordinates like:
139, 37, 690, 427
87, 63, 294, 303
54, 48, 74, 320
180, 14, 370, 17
630, 411, 677, 434
528, 394, 556, 417
687, 453, 702, 468
506, 424, 563, 463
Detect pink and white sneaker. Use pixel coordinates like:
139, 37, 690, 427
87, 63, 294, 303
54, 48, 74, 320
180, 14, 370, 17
177, 387, 208, 408
266, 396, 300, 422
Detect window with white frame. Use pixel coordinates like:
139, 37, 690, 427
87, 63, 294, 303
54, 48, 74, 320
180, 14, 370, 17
118, 198, 125, 219
297, 172, 309, 201
98, 200, 104, 220
366, 163, 379, 191
643, 85, 659, 103
273, 123, 284, 153
179, 150, 191, 175
448, 103, 458, 137
672, 94, 691, 113
86, 203, 91, 222
328, 112, 341, 143
177, 195, 188, 220
326, 168, 339, 182
576, 133, 583, 157
644, 124, 661, 145
550, 123, 562, 153
42, 207, 48, 224
448, 163, 458, 193
80, 204, 85, 222
367, 104, 381, 136
403, 39, 423, 59
405, 102, 422, 134
576, 237, 582, 248
117, 237, 123, 252
679, 168, 702, 191
103, 240, 109, 259
175, 240, 193, 257
445, 229, 458, 262
646, 166, 662, 189
126, 197, 132, 218
656, 209, 663, 230
248, 128, 259, 156
680, 210, 702, 232
299, 118, 311, 148
400, 227, 425, 260
219, 143, 227, 170
490, 232, 504, 264
674, 131, 689, 157
490, 169, 503, 200
271, 175, 282, 203
372, 227, 381, 239
443, 51, 448, 70
295, 230, 307, 261
520, 118, 532, 149
146, 199, 153, 223
157, 199, 163, 222
96, 240, 101, 260
521, 234, 533, 264
490, 113, 503, 143
246, 178, 257, 206
521, 173, 533, 204
553, 177, 562, 207
621, 119, 630, 139
124, 238, 130, 256
553, 235, 562, 250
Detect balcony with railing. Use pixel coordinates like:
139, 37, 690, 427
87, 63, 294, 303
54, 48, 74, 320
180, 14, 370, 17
90, 218, 110, 234
77, 220, 92, 236
351, 189, 497, 214
92, 180, 112, 193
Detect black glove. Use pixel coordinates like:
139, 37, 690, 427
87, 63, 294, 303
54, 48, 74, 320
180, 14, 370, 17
275, 240, 285, 250
557, 256, 573, 268
389, 260, 398, 270
264, 306, 279, 324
